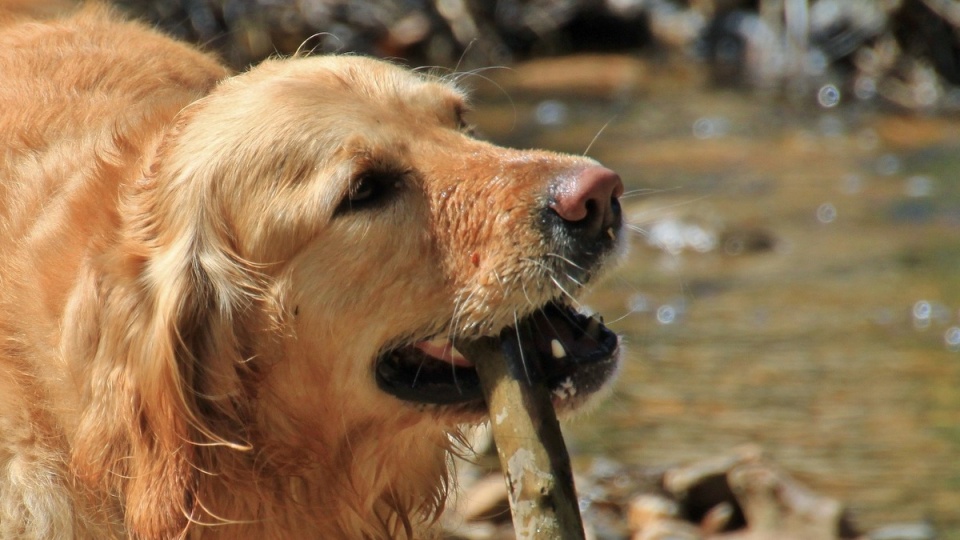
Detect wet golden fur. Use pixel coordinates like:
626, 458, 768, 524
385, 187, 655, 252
0, 4, 615, 539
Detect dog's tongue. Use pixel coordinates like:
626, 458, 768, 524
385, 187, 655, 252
413, 338, 473, 367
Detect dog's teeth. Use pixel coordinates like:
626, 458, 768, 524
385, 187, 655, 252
550, 339, 566, 359
606, 227, 616, 240
585, 317, 600, 336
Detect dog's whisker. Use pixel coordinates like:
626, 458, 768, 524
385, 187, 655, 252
619, 187, 685, 199
450, 344, 461, 393
450, 289, 477, 338
512, 310, 532, 385
549, 275, 581, 307
490, 269, 507, 294
583, 116, 617, 157
293, 32, 341, 58
563, 272, 585, 289
520, 256, 583, 308
540, 252, 588, 273
453, 65, 511, 78
411, 357, 426, 389
632, 195, 712, 216
519, 280, 538, 313
448, 65, 512, 85
604, 307, 640, 326
445, 69, 517, 130
626, 223, 650, 238
453, 39, 477, 74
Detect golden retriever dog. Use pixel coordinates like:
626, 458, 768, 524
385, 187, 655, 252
0, 4, 624, 539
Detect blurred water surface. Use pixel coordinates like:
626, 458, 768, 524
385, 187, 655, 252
472, 60, 960, 536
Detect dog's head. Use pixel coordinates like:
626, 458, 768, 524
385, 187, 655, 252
152, 56, 625, 418
73, 55, 625, 536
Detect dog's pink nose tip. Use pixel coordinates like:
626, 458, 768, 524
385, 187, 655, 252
550, 166, 624, 223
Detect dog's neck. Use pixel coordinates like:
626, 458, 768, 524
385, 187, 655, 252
188, 413, 454, 539
62, 241, 456, 539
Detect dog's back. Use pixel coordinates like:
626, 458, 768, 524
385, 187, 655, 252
0, 4, 227, 342
0, 3, 226, 225
0, 6, 226, 537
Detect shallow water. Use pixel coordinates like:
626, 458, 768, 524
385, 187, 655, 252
473, 63, 960, 536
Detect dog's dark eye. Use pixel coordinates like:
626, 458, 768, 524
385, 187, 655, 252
350, 177, 379, 202
336, 170, 405, 214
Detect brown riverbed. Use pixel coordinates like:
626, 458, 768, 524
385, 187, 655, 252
470, 57, 960, 537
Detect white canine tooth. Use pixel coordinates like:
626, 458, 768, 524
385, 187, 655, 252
550, 339, 567, 359
585, 317, 600, 336
606, 227, 616, 240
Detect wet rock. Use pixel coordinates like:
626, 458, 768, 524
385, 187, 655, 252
868, 522, 937, 540
727, 461, 847, 539
633, 519, 702, 540
445, 445, 937, 540
628, 446, 862, 540
627, 494, 680, 532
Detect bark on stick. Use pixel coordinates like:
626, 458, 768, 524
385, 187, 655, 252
459, 324, 586, 540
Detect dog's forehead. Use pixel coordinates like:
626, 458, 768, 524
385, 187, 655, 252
305, 56, 465, 122
226, 56, 467, 135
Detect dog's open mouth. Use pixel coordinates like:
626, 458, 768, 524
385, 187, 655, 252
375, 302, 619, 408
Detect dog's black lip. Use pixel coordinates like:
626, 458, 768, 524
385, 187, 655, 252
374, 302, 619, 408
540, 196, 622, 281
375, 352, 483, 405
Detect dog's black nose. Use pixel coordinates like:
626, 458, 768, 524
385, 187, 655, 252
549, 166, 624, 239
541, 165, 624, 283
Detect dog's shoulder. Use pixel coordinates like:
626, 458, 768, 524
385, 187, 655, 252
0, 2, 230, 249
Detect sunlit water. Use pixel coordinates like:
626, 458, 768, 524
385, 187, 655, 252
473, 64, 960, 536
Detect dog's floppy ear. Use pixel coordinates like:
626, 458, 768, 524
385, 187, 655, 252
69, 130, 261, 538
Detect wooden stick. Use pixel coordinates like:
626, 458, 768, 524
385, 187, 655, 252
458, 323, 586, 540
